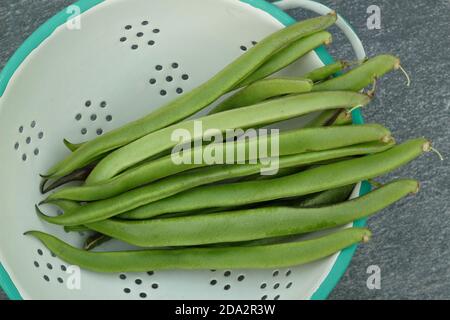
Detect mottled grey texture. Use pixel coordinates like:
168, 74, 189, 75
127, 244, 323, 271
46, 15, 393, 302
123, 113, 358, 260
0, 0, 449, 300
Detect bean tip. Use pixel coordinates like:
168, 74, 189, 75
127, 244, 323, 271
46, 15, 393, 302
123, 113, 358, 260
362, 234, 370, 243
413, 181, 420, 195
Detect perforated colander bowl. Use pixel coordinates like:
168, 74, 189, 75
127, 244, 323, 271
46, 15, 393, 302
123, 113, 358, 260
0, 0, 367, 300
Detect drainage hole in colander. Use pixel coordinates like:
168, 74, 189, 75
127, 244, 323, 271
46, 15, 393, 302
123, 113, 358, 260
142, 21, 149, 26
272, 270, 279, 277
81, 128, 88, 135
120, 37, 127, 42
43, 275, 50, 282
274, 295, 280, 300
135, 279, 142, 285
286, 270, 292, 277
85, 100, 92, 107
182, 74, 189, 80
37, 249, 43, 256
30, 120, 36, 128
75, 113, 82, 121
160, 90, 167, 96
18, 125, 24, 133
252, 41, 258, 45
119, 274, 127, 280
33, 261, 39, 268
152, 283, 159, 290
260, 283, 267, 289
155, 65, 163, 71
148, 40, 155, 46
147, 271, 154, 276
90, 114, 97, 121
38, 131, 44, 139
176, 88, 184, 95
224, 284, 231, 291
14, 142, 19, 150
171, 62, 179, 69
100, 101, 107, 108
137, 32, 144, 38
240, 45, 248, 51
106, 115, 113, 122
273, 283, 280, 290
131, 44, 138, 50
124, 288, 131, 294
153, 28, 160, 34
46, 263, 53, 270
125, 25, 132, 30
237, 275, 245, 282
224, 271, 231, 277
140, 293, 147, 299
286, 282, 293, 289
21, 154, 27, 161
25, 137, 31, 144
166, 76, 173, 82
61, 265, 67, 272
149, 78, 156, 85
57, 277, 64, 284
34, 148, 40, 156
261, 295, 268, 300
210, 279, 217, 286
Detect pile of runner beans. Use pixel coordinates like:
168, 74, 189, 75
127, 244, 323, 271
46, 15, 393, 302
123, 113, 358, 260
27, 13, 434, 273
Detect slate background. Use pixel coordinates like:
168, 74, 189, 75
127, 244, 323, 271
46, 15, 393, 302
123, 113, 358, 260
0, 0, 449, 300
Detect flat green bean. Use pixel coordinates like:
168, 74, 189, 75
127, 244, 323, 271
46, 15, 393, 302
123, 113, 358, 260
303, 60, 346, 82
86, 91, 371, 184
25, 227, 370, 272
120, 138, 429, 220
313, 55, 400, 92
236, 31, 332, 88
87, 180, 416, 247
44, 14, 337, 179
209, 78, 313, 115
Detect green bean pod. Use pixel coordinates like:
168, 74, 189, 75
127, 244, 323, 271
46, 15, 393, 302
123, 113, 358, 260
306, 109, 351, 128
24, 227, 370, 272
120, 138, 429, 220
48, 123, 387, 202
44, 14, 337, 179
209, 78, 313, 115
303, 60, 346, 82
297, 184, 356, 208
236, 31, 332, 88
87, 179, 415, 247
85, 91, 371, 184
313, 55, 400, 92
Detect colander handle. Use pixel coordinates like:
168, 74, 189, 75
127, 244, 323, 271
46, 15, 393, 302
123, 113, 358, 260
273, 0, 366, 60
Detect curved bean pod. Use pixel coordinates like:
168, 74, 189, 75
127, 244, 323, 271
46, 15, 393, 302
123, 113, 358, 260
303, 60, 346, 82
209, 78, 313, 115
86, 91, 371, 184
121, 138, 429, 220
236, 31, 332, 88
44, 14, 337, 179
24, 227, 370, 272
48, 123, 387, 202
313, 55, 400, 92
88, 179, 416, 247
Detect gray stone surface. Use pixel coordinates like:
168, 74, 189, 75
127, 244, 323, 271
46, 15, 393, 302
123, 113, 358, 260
0, 0, 449, 300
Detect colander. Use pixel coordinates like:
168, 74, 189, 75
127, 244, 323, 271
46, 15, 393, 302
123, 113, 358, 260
0, 0, 368, 300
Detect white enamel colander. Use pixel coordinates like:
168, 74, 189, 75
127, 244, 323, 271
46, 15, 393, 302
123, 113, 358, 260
0, 0, 367, 300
